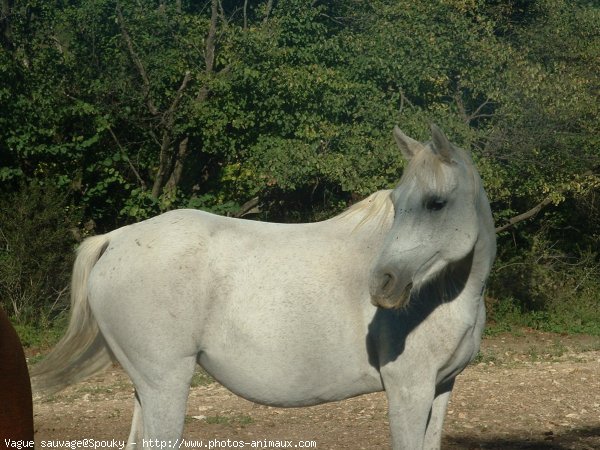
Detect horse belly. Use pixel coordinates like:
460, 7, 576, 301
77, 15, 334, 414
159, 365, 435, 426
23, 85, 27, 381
198, 347, 382, 407
197, 296, 382, 407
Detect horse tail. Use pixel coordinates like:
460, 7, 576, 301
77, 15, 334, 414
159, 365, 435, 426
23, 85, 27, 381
31, 234, 114, 397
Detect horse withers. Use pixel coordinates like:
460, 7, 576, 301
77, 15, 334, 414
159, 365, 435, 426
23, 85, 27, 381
32, 125, 496, 450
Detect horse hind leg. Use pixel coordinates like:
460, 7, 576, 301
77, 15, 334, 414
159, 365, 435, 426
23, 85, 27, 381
129, 355, 197, 448
125, 392, 143, 450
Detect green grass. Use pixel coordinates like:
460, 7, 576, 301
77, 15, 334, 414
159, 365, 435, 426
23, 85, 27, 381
190, 369, 215, 387
471, 348, 500, 365
486, 294, 600, 337
204, 414, 254, 426
14, 316, 68, 349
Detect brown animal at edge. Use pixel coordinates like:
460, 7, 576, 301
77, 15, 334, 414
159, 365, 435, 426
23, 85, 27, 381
0, 306, 34, 447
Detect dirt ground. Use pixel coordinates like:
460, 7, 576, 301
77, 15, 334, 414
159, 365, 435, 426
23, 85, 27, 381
32, 331, 600, 450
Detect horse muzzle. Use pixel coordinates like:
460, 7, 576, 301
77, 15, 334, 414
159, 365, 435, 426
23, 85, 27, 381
369, 270, 413, 309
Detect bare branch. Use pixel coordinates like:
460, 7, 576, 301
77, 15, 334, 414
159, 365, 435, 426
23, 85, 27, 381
49, 285, 69, 313
164, 136, 190, 193
319, 13, 345, 26
152, 71, 193, 198
107, 127, 147, 190
495, 197, 554, 233
398, 89, 414, 115
453, 84, 494, 125
495, 168, 597, 233
217, 0, 229, 28
205, 0, 218, 74
263, 0, 274, 24
468, 99, 493, 122
152, 137, 174, 198
234, 197, 261, 218
116, 3, 158, 116
161, 70, 192, 129
195, 0, 219, 103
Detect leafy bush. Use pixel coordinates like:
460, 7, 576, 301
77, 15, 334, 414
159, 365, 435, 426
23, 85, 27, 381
487, 235, 600, 335
0, 0, 598, 335
0, 182, 80, 324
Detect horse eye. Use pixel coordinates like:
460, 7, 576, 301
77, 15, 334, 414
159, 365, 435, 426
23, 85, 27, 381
425, 198, 447, 211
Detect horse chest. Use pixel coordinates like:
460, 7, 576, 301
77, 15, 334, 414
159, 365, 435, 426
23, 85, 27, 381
433, 299, 486, 384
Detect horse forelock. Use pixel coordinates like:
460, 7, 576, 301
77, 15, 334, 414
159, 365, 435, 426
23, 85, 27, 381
401, 146, 453, 196
401, 144, 479, 200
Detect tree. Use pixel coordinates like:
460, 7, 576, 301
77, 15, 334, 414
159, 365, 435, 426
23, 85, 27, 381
0, 0, 598, 328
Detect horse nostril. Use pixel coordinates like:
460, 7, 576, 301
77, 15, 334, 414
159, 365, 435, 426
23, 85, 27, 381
380, 273, 395, 294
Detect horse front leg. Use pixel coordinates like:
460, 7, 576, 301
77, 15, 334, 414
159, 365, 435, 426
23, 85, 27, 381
382, 368, 436, 450
423, 379, 455, 450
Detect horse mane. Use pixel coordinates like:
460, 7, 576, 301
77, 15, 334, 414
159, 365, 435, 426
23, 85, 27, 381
331, 190, 394, 230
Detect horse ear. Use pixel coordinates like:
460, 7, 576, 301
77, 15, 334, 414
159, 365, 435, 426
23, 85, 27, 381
393, 126, 426, 160
430, 124, 454, 163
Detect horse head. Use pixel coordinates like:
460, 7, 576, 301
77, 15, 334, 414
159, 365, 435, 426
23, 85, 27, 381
369, 124, 487, 309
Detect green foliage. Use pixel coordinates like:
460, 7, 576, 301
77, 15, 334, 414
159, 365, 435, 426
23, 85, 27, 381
488, 233, 600, 335
13, 315, 68, 349
0, 181, 80, 324
0, 0, 598, 332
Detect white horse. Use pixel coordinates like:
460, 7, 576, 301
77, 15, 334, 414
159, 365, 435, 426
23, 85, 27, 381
32, 125, 496, 450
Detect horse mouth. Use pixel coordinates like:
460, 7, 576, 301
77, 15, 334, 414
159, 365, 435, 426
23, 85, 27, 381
370, 281, 413, 309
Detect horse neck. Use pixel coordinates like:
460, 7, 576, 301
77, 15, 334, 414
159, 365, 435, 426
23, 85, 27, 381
465, 190, 497, 298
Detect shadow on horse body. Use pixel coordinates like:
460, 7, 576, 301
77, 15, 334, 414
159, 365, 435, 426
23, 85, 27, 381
0, 306, 34, 447
31, 125, 496, 450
